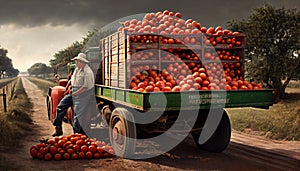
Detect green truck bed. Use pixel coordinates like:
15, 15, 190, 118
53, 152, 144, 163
95, 84, 276, 111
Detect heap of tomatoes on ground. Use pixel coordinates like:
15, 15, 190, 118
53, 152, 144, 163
121, 10, 262, 92
29, 133, 114, 161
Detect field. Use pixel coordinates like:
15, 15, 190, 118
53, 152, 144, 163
25, 76, 57, 96
227, 83, 300, 140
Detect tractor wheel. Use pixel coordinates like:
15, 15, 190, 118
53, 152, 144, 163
109, 108, 136, 158
47, 96, 54, 122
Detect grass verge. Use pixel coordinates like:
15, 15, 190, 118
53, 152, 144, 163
26, 76, 57, 96
227, 91, 300, 140
0, 77, 33, 146
0, 77, 33, 169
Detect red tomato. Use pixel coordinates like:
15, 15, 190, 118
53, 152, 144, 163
193, 83, 201, 90
162, 86, 172, 92
231, 81, 239, 87
103, 153, 110, 158
30, 146, 38, 158
215, 26, 223, 32
155, 81, 165, 89
49, 145, 58, 155
138, 82, 145, 89
180, 84, 191, 91
39, 147, 47, 155
47, 139, 56, 145
108, 149, 115, 156
67, 148, 74, 155
175, 12, 182, 18
225, 85, 232, 90
93, 152, 101, 159
231, 86, 238, 90
165, 82, 173, 88
144, 85, 154, 92
81, 145, 88, 153
71, 153, 78, 160
206, 27, 215, 34
200, 27, 207, 33
198, 68, 206, 73
37, 152, 44, 160
88, 145, 97, 154
70, 137, 79, 144
78, 151, 85, 159
201, 80, 210, 87
44, 153, 52, 161
53, 153, 62, 161
201, 87, 209, 90
237, 80, 244, 87
63, 153, 70, 160
36, 143, 47, 149
57, 140, 65, 147
199, 73, 207, 80
81, 135, 87, 140
171, 86, 181, 92
73, 144, 80, 151
97, 147, 103, 153
153, 87, 160, 92
240, 85, 248, 90
85, 151, 93, 159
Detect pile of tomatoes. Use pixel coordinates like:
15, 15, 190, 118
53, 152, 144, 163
120, 9, 242, 47
120, 10, 263, 92
29, 133, 114, 161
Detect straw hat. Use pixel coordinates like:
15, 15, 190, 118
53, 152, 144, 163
72, 53, 89, 63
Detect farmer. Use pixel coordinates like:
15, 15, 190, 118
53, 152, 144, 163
52, 52, 95, 136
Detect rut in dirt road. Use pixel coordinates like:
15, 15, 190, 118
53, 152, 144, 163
21, 77, 73, 137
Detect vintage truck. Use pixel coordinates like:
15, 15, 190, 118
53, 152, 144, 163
47, 30, 276, 158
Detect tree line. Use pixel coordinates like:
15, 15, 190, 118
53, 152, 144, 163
0, 47, 19, 78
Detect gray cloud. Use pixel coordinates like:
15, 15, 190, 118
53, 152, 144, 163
0, 0, 299, 28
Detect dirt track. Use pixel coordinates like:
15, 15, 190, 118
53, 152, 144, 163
1, 77, 299, 170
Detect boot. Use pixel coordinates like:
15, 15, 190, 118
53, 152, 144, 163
52, 126, 63, 137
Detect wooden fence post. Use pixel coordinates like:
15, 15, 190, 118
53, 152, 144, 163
3, 88, 7, 112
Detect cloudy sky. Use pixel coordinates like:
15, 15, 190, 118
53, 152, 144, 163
0, 0, 299, 72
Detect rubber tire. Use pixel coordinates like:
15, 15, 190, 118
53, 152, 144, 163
47, 96, 54, 122
109, 108, 136, 158
192, 110, 231, 153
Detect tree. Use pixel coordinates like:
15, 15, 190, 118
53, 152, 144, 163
49, 41, 84, 67
27, 63, 52, 78
50, 28, 116, 68
0, 47, 19, 78
227, 4, 300, 99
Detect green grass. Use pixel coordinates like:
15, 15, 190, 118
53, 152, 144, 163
25, 76, 57, 96
227, 92, 300, 140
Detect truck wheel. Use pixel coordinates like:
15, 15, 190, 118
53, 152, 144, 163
109, 108, 136, 158
47, 96, 54, 122
192, 110, 231, 152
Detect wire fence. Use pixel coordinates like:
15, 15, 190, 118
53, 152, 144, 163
0, 79, 16, 113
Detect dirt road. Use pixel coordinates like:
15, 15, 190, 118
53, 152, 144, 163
1, 77, 299, 170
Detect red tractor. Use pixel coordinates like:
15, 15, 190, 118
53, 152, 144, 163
46, 62, 75, 125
